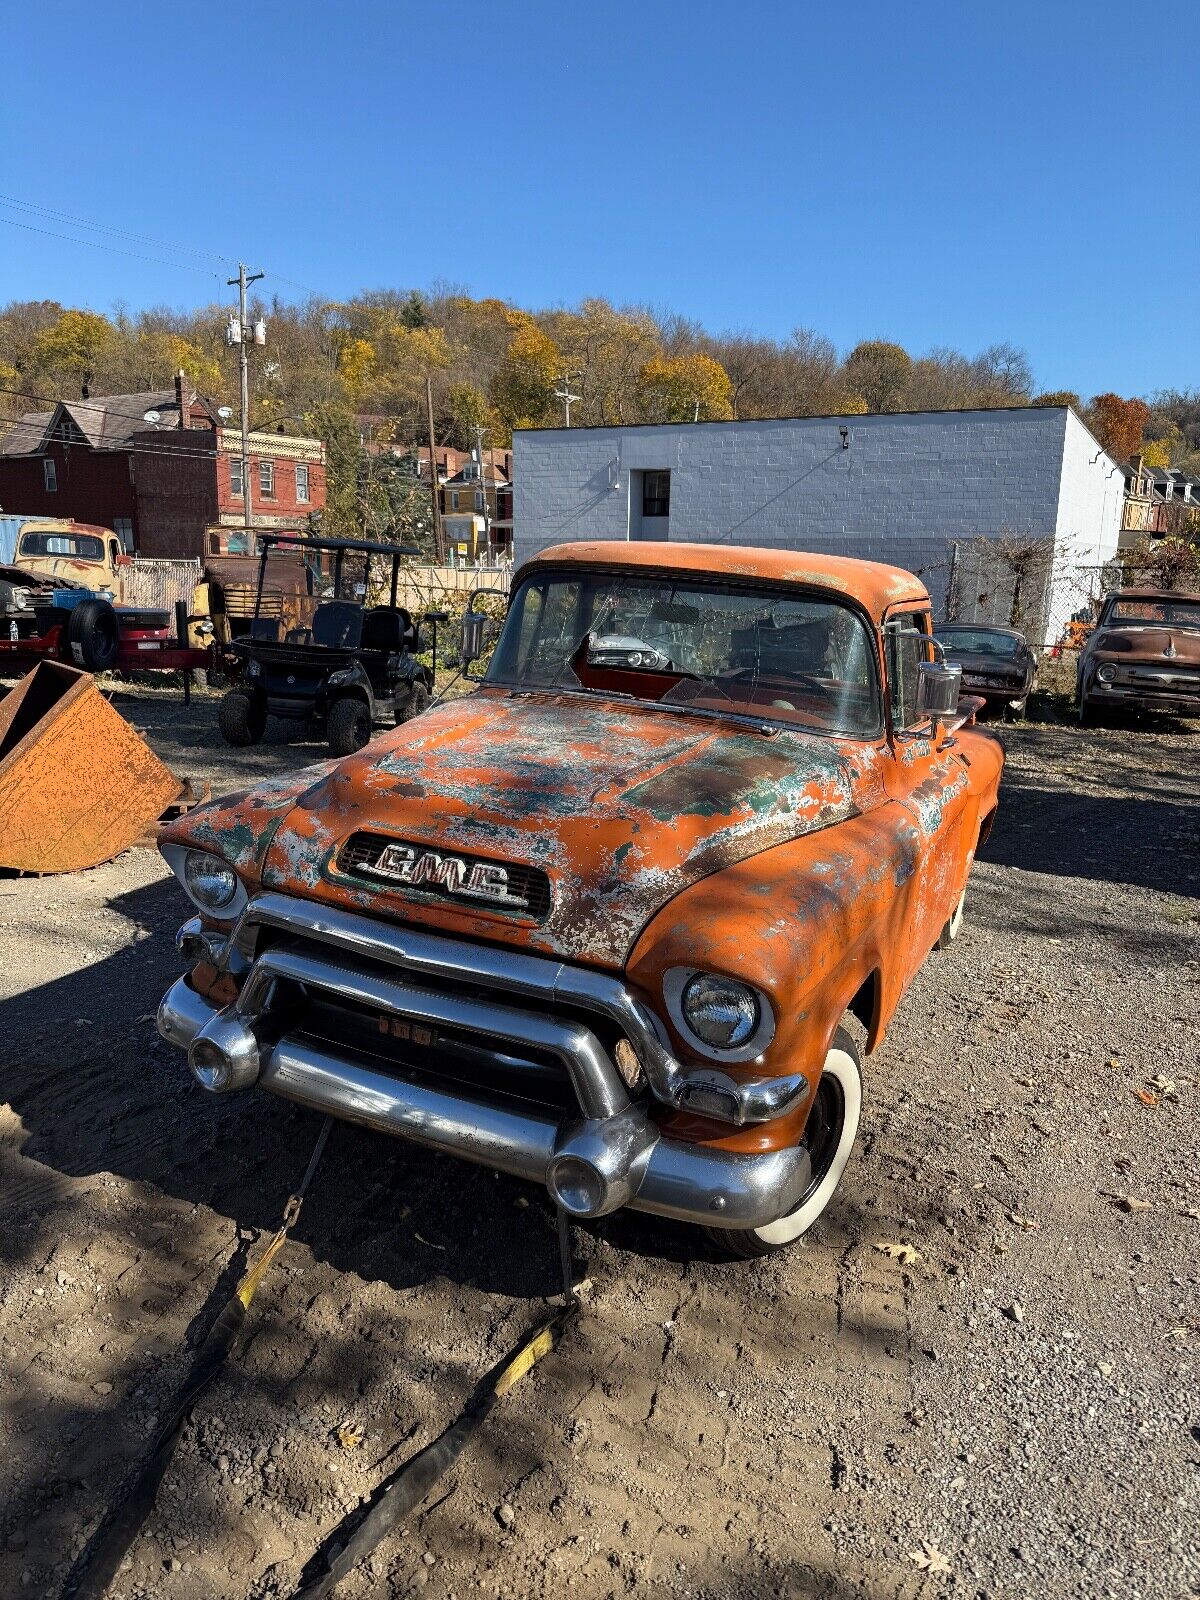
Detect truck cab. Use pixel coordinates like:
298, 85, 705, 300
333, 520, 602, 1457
0, 517, 129, 600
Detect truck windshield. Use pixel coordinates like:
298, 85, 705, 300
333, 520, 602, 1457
19, 532, 106, 560
488, 569, 881, 736
1106, 598, 1200, 631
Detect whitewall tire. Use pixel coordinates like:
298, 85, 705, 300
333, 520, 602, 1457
710, 1027, 862, 1259
936, 889, 965, 949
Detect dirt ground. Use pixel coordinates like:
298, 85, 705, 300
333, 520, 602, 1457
1, 680, 1197, 1600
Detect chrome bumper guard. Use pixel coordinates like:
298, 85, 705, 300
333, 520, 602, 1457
157, 893, 815, 1229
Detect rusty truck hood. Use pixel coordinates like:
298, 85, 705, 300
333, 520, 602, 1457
1091, 625, 1200, 663
179, 689, 882, 969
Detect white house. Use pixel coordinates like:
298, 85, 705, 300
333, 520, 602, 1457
513, 407, 1126, 646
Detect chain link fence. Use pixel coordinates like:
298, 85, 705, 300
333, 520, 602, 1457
125, 558, 202, 615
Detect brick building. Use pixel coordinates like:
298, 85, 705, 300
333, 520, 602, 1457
513, 407, 1125, 647
0, 373, 326, 558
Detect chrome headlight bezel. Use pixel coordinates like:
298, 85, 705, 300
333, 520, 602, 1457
662, 967, 776, 1062
162, 843, 248, 922
1096, 663, 1117, 684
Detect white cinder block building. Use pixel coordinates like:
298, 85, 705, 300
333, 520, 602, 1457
513, 407, 1125, 646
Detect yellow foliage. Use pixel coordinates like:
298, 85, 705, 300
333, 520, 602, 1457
337, 337, 376, 396
33, 309, 113, 376
838, 395, 869, 415
638, 351, 733, 422
167, 336, 221, 392
1140, 435, 1175, 469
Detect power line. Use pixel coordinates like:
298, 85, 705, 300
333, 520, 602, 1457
0, 193, 232, 268
0, 215, 224, 280
0, 192, 329, 302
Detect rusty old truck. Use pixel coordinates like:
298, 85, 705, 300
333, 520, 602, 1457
156, 542, 1003, 1257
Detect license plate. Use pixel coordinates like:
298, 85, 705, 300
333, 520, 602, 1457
136, 640, 164, 650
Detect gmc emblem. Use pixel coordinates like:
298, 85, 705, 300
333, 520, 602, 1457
372, 843, 529, 910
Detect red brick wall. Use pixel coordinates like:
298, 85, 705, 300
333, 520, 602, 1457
215, 452, 326, 519
0, 441, 135, 532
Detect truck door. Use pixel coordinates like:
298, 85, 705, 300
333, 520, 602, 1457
881, 604, 972, 979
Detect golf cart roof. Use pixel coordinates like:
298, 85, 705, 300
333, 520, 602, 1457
259, 533, 422, 558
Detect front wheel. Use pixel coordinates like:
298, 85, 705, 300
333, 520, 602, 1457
936, 888, 965, 949
708, 1028, 862, 1259
327, 694, 371, 756
399, 680, 431, 723
218, 688, 265, 746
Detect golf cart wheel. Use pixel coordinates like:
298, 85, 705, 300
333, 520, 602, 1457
936, 888, 966, 949
328, 695, 371, 756
66, 598, 119, 672
218, 688, 266, 747
401, 681, 431, 723
706, 1027, 862, 1260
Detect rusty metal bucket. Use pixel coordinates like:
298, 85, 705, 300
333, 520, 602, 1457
0, 661, 184, 873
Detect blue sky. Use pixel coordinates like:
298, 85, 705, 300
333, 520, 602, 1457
2, 0, 1195, 398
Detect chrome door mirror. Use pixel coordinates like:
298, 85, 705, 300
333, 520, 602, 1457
460, 610, 487, 664
916, 660, 962, 720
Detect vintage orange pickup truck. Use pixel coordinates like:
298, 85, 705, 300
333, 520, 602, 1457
157, 542, 1003, 1256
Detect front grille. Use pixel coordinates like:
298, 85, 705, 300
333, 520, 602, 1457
337, 831, 553, 921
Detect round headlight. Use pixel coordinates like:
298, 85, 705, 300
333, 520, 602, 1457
1097, 663, 1116, 684
247, 660, 261, 678
13, 588, 30, 610
183, 851, 239, 912
627, 650, 644, 667
681, 973, 760, 1050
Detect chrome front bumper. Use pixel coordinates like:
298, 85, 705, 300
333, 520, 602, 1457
157, 896, 814, 1231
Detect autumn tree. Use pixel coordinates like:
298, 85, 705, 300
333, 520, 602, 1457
488, 314, 560, 433
33, 309, 114, 387
1031, 390, 1081, 410
1088, 393, 1149, 462
844, 340, 912, 412
637, 352, 733, 423
445, 382, 493, 449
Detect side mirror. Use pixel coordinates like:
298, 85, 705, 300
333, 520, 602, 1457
916, 660, 962, 720
460, 610, 488, 664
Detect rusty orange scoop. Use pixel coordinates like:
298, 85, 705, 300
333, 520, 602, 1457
0, 661, 184, 874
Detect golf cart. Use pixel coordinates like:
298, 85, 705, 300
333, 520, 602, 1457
217, 534, 435, 756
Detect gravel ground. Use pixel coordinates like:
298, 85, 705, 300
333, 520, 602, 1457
0, 681, 1197, 1600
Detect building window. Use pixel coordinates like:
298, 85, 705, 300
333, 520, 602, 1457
43, 457, 57, 492
296, 462, 310, 503
230, 457, 243, 497
642, 470, 670, 518
474, 490, 484, 512
259, 460, 275, 498
451, 490, 460, 510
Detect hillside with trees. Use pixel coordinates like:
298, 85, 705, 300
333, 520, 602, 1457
2, 289, 1195, 542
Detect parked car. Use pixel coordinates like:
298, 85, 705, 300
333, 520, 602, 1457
1077, 587, 1200, 723
933, 623, 1038, 718
216, 534, 434, 756
156, 541, 1003, 1259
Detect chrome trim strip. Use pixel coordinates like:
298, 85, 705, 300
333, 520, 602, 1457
234, 892, 810, 1125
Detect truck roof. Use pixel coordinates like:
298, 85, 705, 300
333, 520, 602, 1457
524, 541, 930, 618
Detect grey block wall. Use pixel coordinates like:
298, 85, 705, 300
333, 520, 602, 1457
513, 408, 1123, 641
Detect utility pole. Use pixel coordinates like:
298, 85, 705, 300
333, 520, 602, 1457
226, 263, 265, 539
425, 375, 444, 563
471, 423, 492, 557
554, 372, 581, 427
